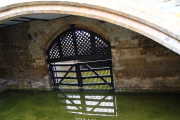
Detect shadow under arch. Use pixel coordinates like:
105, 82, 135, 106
0, 1, 180, 55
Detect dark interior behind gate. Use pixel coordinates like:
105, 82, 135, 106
47, 27, 114, 90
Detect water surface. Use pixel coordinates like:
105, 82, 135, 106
0, 90, 180, 120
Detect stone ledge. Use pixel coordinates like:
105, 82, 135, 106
0, 79, 18, 92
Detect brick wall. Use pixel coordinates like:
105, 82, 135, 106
0, 16, 180, 91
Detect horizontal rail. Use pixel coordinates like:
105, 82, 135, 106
52, 67, 111, 72
49, 59, 112, 66
65, 104, 115, 109
68, 110, 115, 116
54, 75, 111, 80
82, 82, 112, 86
60, 82, 112, 86
54, 76, 77, 79
82, 75, 112, 79
59, 97, 114, 102
53, 70, 76, 72
81, 67, 111, 72
51, 64, 76, 66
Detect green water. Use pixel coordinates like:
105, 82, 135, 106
0, 90, 180, 120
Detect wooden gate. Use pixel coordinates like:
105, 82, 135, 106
47, 27, 114, 89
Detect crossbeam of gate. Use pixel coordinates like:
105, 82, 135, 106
49, 59, 114, 89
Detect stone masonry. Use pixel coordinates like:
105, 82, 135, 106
0, 16, 180, 91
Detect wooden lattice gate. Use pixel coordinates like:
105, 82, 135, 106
47, 27, 114, 90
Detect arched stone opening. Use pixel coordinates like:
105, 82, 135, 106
47, 27, 114, 90
0, 1, 179, 55
0, 15, 180, 91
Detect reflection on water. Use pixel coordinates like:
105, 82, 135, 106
1, 90, 180, 120
57, 92, 117, 118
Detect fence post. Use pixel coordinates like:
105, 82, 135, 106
76, 63, 83, 87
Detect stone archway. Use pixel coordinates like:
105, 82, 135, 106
0, 1, 180, 91
0, 0, 180, 55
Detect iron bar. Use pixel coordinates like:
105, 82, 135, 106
85, 64, 109, 85
47, 28, 114, 89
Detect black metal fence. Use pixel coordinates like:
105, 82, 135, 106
49, 59, 114, 89
47, 27, 114, 89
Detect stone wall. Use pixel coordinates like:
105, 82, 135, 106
0, 16, 180, 91
0, 34, 3, 67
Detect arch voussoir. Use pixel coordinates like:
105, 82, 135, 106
0, 1, 180, 55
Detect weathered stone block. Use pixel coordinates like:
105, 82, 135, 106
0, 16, 180, 92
